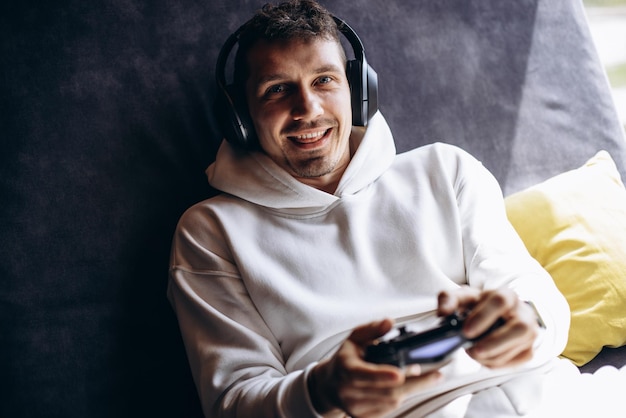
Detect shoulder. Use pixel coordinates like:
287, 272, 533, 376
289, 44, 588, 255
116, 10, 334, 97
400, 142, 478, 164
171, 194, 244, 269
389, 142, 500, 201
174, 193, 247, 241
395, 142, 485, 177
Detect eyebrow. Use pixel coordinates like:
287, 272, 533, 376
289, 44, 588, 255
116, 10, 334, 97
254, 64, 345, 87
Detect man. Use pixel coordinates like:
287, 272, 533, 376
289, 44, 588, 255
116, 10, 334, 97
168, 1, 570, 417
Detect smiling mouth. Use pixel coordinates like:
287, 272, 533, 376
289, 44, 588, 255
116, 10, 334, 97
288, 128, 331, 144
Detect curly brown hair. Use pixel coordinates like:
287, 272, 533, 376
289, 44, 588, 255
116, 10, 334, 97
233, 0, 344, 88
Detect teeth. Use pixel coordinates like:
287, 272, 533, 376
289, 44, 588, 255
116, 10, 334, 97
294, 130, 326, 140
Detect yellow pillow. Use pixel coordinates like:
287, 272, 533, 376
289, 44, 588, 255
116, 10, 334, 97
505, 151, 626, 366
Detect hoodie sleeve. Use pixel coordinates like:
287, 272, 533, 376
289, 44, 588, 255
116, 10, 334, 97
436, 144, 571, 364
167, 203, 321, 418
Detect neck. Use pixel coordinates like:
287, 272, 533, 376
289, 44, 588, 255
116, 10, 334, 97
294, 162, 347, 194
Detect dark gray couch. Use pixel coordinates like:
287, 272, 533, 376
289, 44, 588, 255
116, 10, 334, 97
2, 0, 625, 417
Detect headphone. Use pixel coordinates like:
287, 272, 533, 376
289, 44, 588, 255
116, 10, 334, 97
214, 16, 378, 150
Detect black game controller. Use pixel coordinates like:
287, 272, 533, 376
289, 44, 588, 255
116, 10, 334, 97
364, 313, 505, 371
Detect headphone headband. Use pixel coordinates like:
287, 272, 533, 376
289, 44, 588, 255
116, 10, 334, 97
214, 15, 378, 149
333, 17, 364, 64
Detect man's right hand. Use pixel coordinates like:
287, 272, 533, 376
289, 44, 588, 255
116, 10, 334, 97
308, 319, 443, 418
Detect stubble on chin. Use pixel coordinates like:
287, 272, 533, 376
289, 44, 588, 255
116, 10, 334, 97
278, 120, 351, 180
284, 153, 336, 179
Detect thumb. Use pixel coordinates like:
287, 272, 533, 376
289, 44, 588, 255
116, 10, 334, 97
349, 318, 394, 345
438, 286, 481, 316
438, 291, 458, 316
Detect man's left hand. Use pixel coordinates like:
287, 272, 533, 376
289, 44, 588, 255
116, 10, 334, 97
437, 286, 541, 368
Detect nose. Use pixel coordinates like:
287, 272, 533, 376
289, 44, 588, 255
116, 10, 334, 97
291, 86, 323, 121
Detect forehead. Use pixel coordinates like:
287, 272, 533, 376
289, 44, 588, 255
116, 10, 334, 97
245, 38, 346, 83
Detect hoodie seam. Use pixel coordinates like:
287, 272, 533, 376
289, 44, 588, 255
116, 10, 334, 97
259, 198, 346, 220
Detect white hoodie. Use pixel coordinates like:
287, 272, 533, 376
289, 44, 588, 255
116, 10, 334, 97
168, 113, 570, 417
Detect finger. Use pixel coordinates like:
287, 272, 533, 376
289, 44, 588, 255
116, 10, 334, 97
338, 378, 407, 417
352, 371, 443, 404
468, 320, 536, 367
335, 341, 405, 388
341, 365, 405, 389
403, 370, 444, 393
340, 385, 403, 411
404, 364, 423, 377
469, 330, 524, 362
463, 289, 518, 339
437, 286, 480, 317
437, 291, 457, 316
496, 348, 534, 368
349, 318, 395, 345
340, 371, 443, 418
470, 344, 534, 369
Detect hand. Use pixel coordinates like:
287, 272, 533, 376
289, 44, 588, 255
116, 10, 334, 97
308, 319, 443, 418
437, 286, 540, 369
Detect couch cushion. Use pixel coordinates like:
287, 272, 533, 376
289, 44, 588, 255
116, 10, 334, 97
505, 151, 626, 366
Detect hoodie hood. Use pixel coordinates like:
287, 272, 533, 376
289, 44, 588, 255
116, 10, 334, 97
206, 112, 396, 211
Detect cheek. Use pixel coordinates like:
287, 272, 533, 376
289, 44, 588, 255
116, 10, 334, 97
251, 102, 283, 132
335, 87, 353, 122
249, 109, 278, 146
251, 109, 285, 153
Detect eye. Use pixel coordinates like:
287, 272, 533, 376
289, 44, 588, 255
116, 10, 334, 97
317, 76, 332, 85
266, 84, 287, 95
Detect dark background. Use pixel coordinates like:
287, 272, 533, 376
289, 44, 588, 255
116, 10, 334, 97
2, 1, 625, 417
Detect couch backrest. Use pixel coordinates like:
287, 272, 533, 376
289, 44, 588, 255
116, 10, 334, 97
2, 1, 624, 417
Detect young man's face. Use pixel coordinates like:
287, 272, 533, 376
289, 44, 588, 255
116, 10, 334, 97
245, 37, 353, 191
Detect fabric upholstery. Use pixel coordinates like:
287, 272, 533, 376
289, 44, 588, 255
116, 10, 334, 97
2, 0, 625, 416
